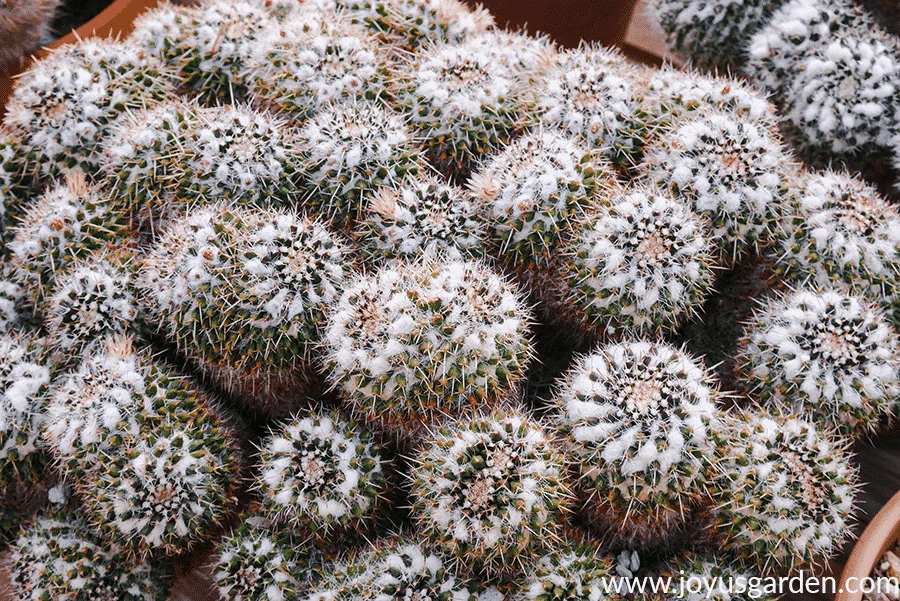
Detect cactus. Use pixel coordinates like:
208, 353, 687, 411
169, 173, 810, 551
11, 511, 174, 601
521, 44, 648, 166
517, 536, 618, 601
392, 39, 522, 179
410, 409, 568, 578
298, 100, 423, 226
461, 29, 557, 82
468, 130, 617, 271
324, 256, 533, 441
0, 0, 61, 68
659, 553, 768, 601
551, 184, 716, 339
739, 287, 900, 436
7, 172, 134, 309
255, 409, 386, 537
552, 341, 723, 549
356, 173, 487, 264
714, 410, 858, 574
1, 126, 40, 237
0, 274, 32, 334
139, 203, 351, 416
130, 0, 275, 103
640, 111, 790, 261
3, 38, 176, 177
247, 11, 392, 121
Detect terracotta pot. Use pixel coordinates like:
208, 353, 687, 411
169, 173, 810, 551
836, 490, 900, 601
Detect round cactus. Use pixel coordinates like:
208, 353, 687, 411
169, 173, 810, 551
11, 511, 174, 601
553, 184, 716, 339
460, 29, 557, 83
7, 172, 134, 308
659, 553, 769, 601
247, 11, 392, 121
215, 512, 316, 601
356, 173, 488, 264
0, 0, 61, 68
468, 130, 617, 271
3, 38, 176, 177
335, 0, 494, 49
521, 44, 648, 166
782, 29, 900, 157
130, 0, 275, 103
140, 203, 351, 416
392, 39, 522, 179
324, 256, 533, 441
255, 410, 386, 537
0, 274, 32, 334
552, 341, 723, 549
640, 111, 790, 260
410, 409, 568, 578
714, 410, 858, 574
647, 0, 789, 70
298, 100, 423, 225
518, 537, 618, 601
740, 287, 900, 436
0, 331, 51, 490
1, 126, 40, 236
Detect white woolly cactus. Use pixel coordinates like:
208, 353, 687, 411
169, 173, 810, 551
299, 101, 423, 225
0, 276, 31, 334
518, 537, 617, 601
411, 409, 568, 578
256, 410, 386, 537
773, 170, 900, 320
521, 44, 648, 165
660, 553, 768, 601
552, 341, 723, 549
392, 39, 522, 178
1, 127, 39, 235
356, 174, 487, 263
140, 203, 351, 416
215, 513, 315, 601
739, 288, 900, 436
647, 0, 790, 70
0, 331, 51, 490
7, 172, 133, 308
468, 130, 617, 270
3, 38, 176, 177
335, 0, 494, 49
554, 185, 716, 338
247, 11, 392, 121
324, 256, 533, 441
782, 29, 900, 157
0, 0, 60, 67
461, 29, 557, 82
714, 410, 858, 574
11, 511, 174, 601
130, 0, 275, 103
640, 111, 789, 260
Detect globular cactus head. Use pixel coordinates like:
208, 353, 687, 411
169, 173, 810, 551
517, 535, 618, 601
659, 553, 769, 601
139, 203, 349, 416
130, 0, 274, 103
552, 341, 723, 550
392, 39, 522, 179
468, 130, 617, 271
554, 184, 716, 339
324, 256, 533, 442
714, 410, 858, 574
3, 38, 176, 177
11, 511, 174, 601
356, 173, 487, 264
410, 409, 568, 579
640, 111, 790, 261
739, 287, 900, 436
247, 11, 392, 121
255, 409, 386, 537
7, 171, 134, 309
522, 44, 648, 166
0, 0, 61, 68
335, 0, 494, 49
460, 29, 557, 83
299, 100, 423, 226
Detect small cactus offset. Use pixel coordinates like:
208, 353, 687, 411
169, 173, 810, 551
739, 287, 900, 436
410, 409, 568, 578
0, 0, 61, 68
11, 511, 174, 601
255, 409, 386, 537
356, 174, 487, 263
552, 342, 723, 549
140, 203, 350, 415
324, 256, 532, 441
714, 410, 858, 574
3, 38, 176, 177
517, 536, 618, 601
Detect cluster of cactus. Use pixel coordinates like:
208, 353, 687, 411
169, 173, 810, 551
2, 0, 894, 597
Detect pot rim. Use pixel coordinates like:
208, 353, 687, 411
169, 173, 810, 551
836, 489, 900, 601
